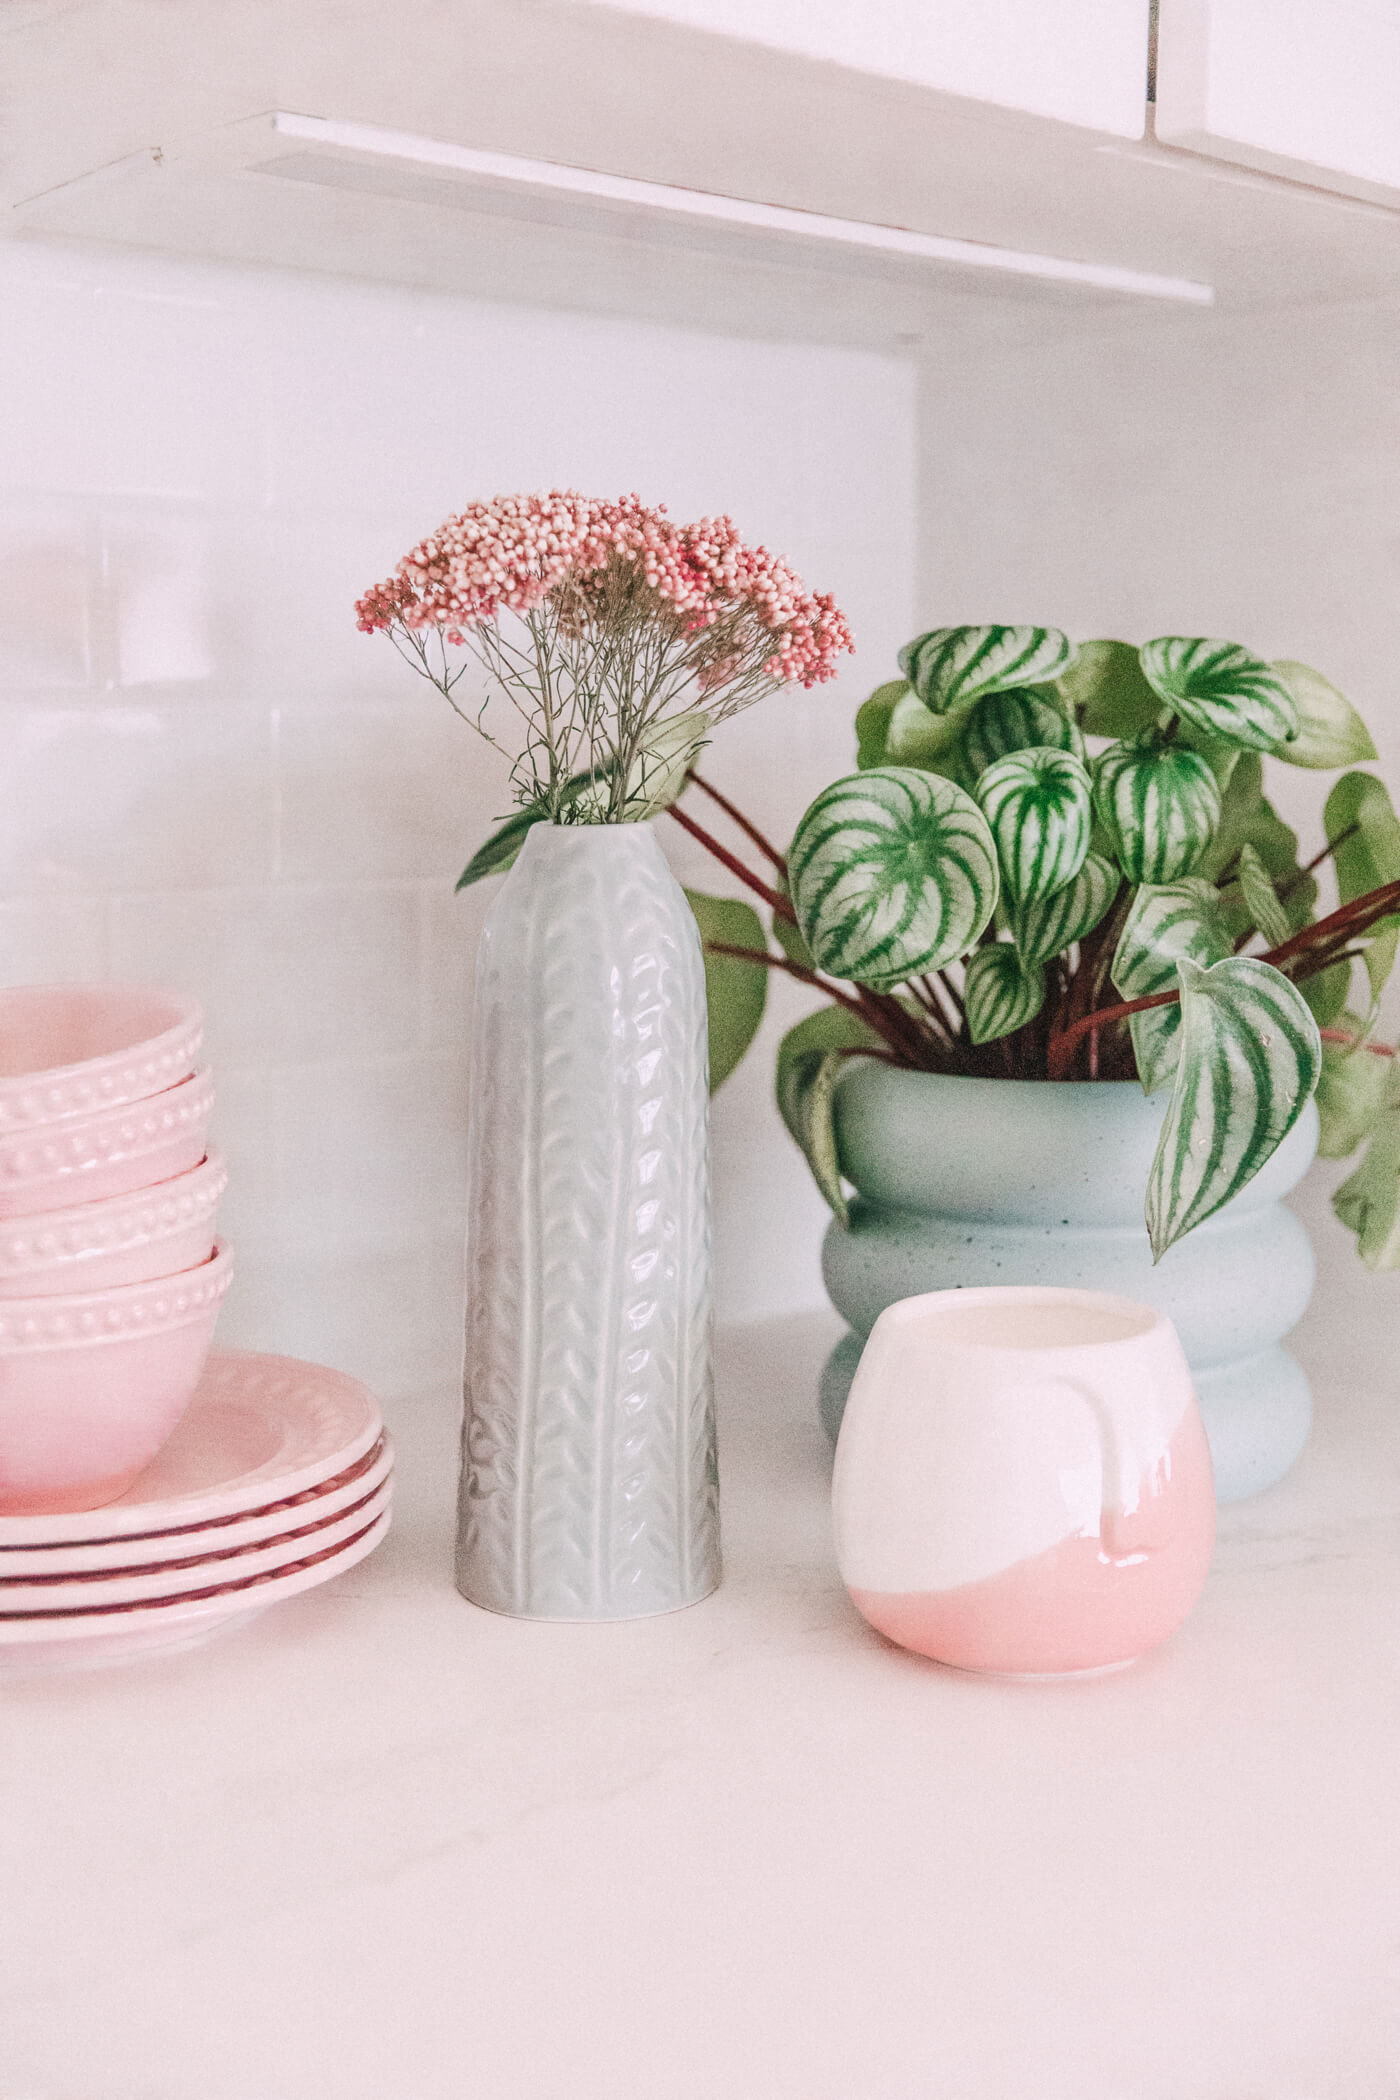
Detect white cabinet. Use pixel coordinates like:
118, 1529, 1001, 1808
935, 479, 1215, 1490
582, 0, 1152, 137
1156, 0, 1400, 203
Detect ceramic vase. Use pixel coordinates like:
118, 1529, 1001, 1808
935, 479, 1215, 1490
818, 1065, 1319, 1503
456, 821, 720, 1620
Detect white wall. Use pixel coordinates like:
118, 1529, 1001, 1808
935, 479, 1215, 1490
0, 237, 918, 1398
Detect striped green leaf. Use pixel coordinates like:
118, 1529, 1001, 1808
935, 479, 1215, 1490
897, 626, 1074, 716
964, 943, 1047, 1044
1269, 661, 1376, 770
975, 746, 1093, 905
1235, 841, 1290, 950
789, 767, 999, 991
1010, 851, 1120, 966
962, 689, 1084, 777
776, 1006, 884, 1225
1111, 878, 1232, 1095
1146, 956, 1321, 1259
1092, 733, 1223, 884
1139, 637, 1299, 753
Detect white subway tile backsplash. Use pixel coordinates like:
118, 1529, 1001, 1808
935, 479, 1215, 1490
110, 885, 425, 1068
0, 896, 108, 984
269, 1057, 468, 1244
277, 697, 503, 884
1, 235, 920, 1351
0, 276, 257, 501
0, 703, 277, 892
101, 511, 215, 688
0, 503, 94, 689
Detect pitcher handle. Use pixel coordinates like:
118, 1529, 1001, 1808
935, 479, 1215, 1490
1062, 1376, 1161, 1566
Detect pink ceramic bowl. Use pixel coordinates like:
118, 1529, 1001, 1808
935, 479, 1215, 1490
0, 1068, 214, 1219
0, 984, 202, 1132
0, 1241, 233, 1515
0, 1148, 227, 1298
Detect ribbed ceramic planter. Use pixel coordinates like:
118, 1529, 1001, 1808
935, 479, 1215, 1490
818, 1066, 1319, 1503
457, 821, 720, 1620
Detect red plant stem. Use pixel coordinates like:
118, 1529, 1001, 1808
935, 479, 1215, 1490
666, 803, 796, 920
686, 771, 789, 876
1047, 878, 1400, 1080
1320, 1028, 1395, 1057
703, 941, 928, 1059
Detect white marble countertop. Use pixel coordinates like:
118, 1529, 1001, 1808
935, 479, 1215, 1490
4, 1235, 1400, 2100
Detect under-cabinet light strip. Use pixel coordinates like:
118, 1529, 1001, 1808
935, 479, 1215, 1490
271, 112, 1215, 306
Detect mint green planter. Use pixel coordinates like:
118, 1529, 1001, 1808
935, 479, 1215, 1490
818, 1065, 1319, 1503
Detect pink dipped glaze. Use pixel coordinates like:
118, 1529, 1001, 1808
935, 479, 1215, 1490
850, 1408, 1216, 1676
0, 1243, 233, 1516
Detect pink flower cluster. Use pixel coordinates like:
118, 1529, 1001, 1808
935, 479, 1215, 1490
356, 490, 852, 687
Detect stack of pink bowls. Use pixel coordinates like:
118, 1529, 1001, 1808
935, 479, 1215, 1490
0, 984, 229, 1517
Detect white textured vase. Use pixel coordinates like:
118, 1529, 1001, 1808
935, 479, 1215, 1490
456, 821, 720, 1620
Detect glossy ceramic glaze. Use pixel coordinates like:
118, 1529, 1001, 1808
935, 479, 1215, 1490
0, 1432, 392, 1575
0, 1346, 384, 1543
0, 1475, 392, 1609
0, 1506, 391, 1676
0, 985, 202, 1130
458, 821, 720, 1621
820, 1066, 1319, 1501
0, 1242, 233, 1515
0, 1147, 226, 1297
833, 1285, 1215, 1676
0, 1067, 215, 1219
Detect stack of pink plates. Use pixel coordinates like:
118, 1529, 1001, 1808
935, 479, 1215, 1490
0, 1348, 392, 1671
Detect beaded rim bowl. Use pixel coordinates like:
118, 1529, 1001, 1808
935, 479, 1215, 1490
0, 1240, 233, 1353
0, 985, 203, 1133
0, 1068, 215, 1219
0, 1148, 227, 1297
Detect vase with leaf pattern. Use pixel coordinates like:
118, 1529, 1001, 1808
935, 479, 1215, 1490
455, 821, 721, 1620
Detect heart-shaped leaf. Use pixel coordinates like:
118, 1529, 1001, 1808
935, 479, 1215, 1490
1235, 841, 1290, 949
1333, 1068, 1400, 1269
1112, 878, 1233, 1094
1198, 753, 1316, 932
1269, 661, 1377, 769
854, 681, 912, 767
775, 1005, 884, 1224
961, 689, 1084, 777
1315, 1015, 1391, 1160
1139, 637, 1299, 753
1145, 955, 1321, 1260
1049, 639, 1163, 739
898, 626, 1074, 715
1326, 770, 1400, 1005
964, 943, 1046, 1044
975, 745, 1093, 905
1010, 851, 1120, 966
1092, 734, 1223, 885
789, 767, 999, 991
685, 891, 768, 1092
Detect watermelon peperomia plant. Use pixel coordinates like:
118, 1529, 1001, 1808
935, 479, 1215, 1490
660, 627, 1400, 1264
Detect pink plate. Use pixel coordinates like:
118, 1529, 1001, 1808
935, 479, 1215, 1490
0, 1348, 384, 1545
0, 1475, 392, 1608
0, 1506, 390, 1673
0, 1433, 391, 1574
